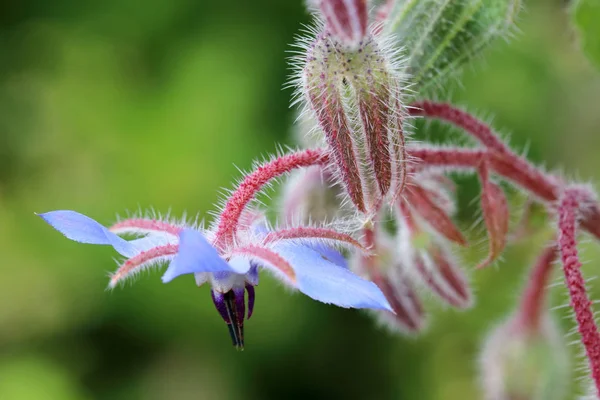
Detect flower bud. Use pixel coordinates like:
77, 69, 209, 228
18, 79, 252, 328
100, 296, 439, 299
300, 30, 407, 214
382, 0, 522, 93
479, 314, 569, 400
351, 228, 426, 333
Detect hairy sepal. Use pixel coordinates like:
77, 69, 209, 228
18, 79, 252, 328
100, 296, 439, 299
301, 29, 407, 213
478, 162, 509, 268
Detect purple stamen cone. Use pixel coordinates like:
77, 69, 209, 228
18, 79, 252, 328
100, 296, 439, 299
210, 290, 231, 324
246, 284, 256, 320
234, 287, 246, 324
211, 289, 246, 350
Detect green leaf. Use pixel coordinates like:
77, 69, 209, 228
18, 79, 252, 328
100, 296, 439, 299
384, 0, 521, 95
572, 0, 600, 70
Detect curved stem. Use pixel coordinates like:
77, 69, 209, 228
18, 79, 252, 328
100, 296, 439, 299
214, 149, 329, 250
558, 188, 600, 395
515, 244, 557, 333
410, 101, 510, 153
409, 101, 562, 199
409, 146, 600, 240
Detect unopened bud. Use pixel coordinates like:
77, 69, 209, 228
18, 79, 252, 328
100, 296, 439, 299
480, 315, 569, 400
352, 229, 426, 333
382, 0, 522, 93
301, 30, 407, 213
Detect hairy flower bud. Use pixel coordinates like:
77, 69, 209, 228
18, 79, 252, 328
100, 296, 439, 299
480, 245, 568, 399
381, 0, 522, 93
298, 29, 407, 214
480, 314, 569, 400
352, 227, 425, 333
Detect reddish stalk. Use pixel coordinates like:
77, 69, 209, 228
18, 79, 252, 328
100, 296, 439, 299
409, 101, 561, 200
514, 245, 557, 333
214, 149, 328, 250
408, 146, 600, 241
409, 147, 558, 200
410, 101, 510, 154
558, 188, 600, 395
362, 226, 382, 281
262, 226, 365, 250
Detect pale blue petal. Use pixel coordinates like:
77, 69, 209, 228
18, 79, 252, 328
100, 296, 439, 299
272, 243, 391, 311
305, 242, 348, 269
38, 210, 139, 257
161, 229, 247, 283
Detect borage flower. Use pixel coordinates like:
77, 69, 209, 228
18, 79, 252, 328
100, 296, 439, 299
38, 209, 391, 349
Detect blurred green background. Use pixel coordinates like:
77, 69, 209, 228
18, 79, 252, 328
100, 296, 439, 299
1, 0, 600, 399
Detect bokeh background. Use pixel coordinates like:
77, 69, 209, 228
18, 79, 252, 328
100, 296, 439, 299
1, 0, 600, 399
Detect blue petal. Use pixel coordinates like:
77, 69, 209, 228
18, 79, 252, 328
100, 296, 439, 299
305, 242, 348, 269
161, 229, 248, 283
272, 243, 392, 311
38, 210, 139, 258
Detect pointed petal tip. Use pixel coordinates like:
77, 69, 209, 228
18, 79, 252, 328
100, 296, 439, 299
37, 210, 139, 257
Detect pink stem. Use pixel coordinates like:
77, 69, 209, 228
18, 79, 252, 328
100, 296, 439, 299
410, 101, 561, 200
558, 188, 600, 395
409, 147, 557, 199
514, 245, 557, 333
409, 146, 600, 240
262, 226, 365, 250
214, 149, 328, 250
410, 101, 510, 153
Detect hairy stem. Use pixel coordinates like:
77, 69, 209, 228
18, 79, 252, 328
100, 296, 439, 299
410, 101, 510, 153
410, 101, 561, 199
409, 146, 600, 240
515, 244, 557, 332
558, 188, 600, 395
214, 149, 328, 249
